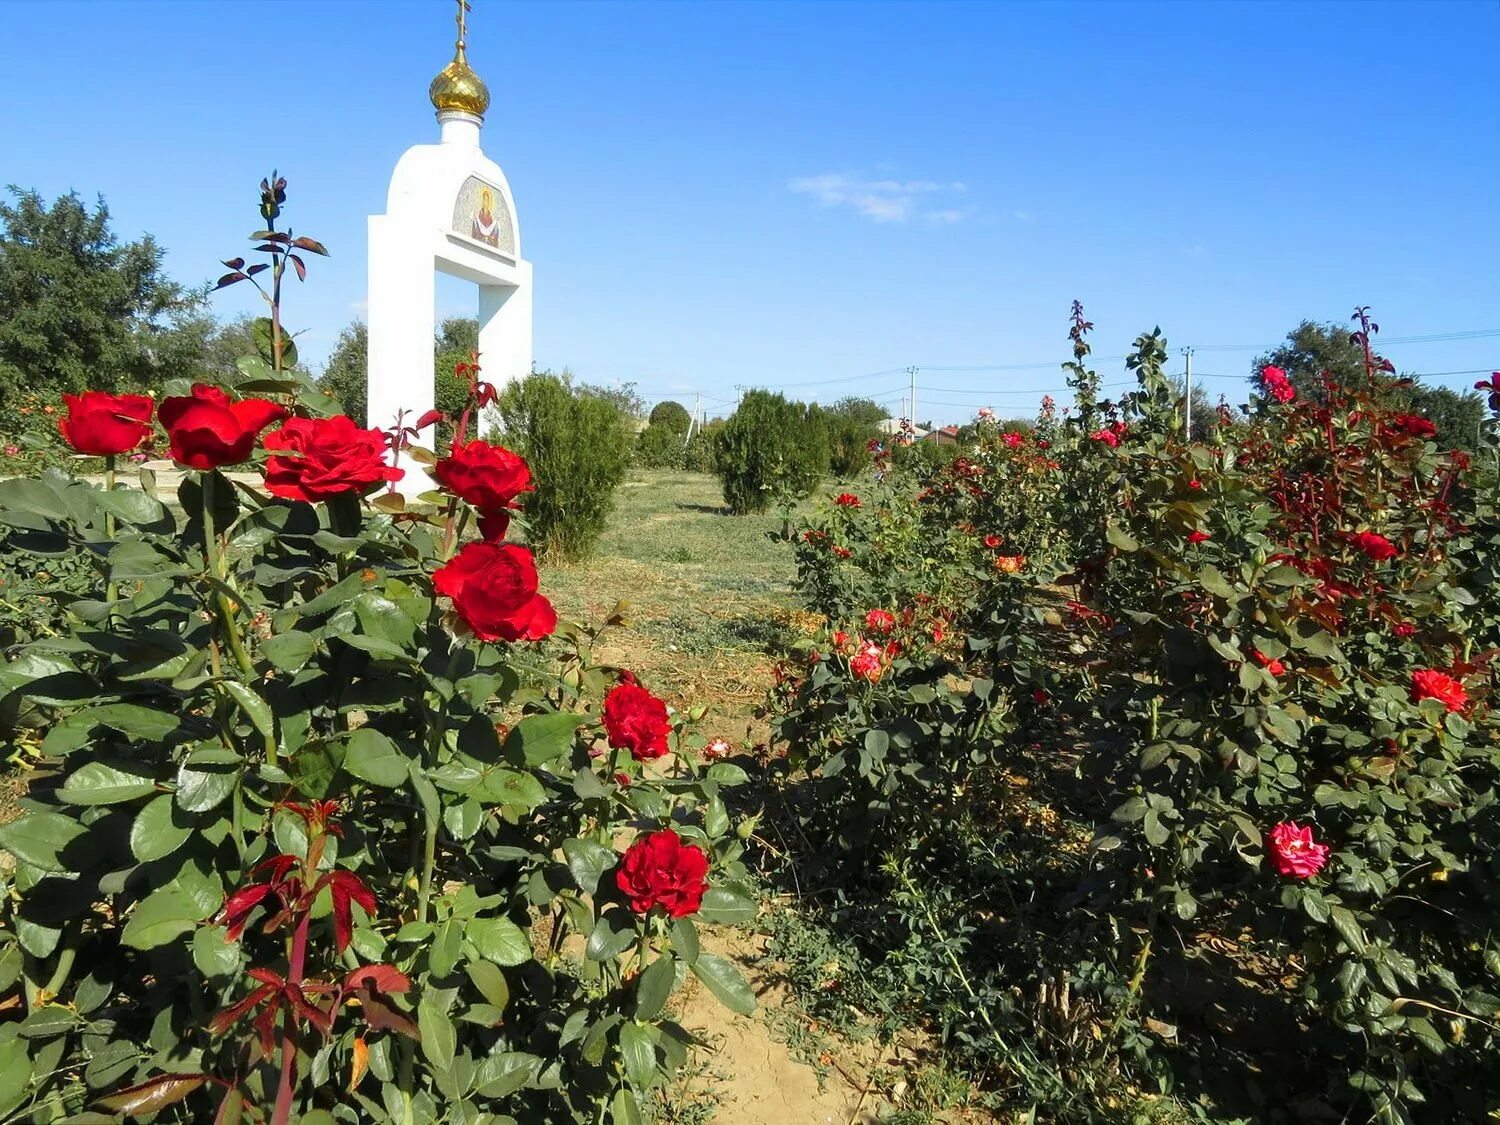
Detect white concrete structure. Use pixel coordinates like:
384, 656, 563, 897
367, 4, 531, 492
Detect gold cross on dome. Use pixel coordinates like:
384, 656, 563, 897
455, 0, 472, 52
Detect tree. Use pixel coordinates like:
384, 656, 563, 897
319, 321, 369, 425
581, 381, 646, 422
1253, 319, 1485, 451
198, 314, 312, 383
648, 400, 691, 434
715, 390, 828, 513
0, 187, 204, 404
825, 396, 887, 476
1170, 377, 1218, 442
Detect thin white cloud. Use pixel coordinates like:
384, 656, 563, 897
789, 173, 971, 224
1011, 209, 1034, 223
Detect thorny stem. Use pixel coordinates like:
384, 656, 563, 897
202, 473, 258, 683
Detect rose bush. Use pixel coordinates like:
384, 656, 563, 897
765, 306, 1500, 1121
0, 178, 757, 1125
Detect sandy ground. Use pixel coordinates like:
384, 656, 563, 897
674, 930, 890, 1125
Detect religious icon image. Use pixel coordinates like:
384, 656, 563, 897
451, 175, 514, 255
472, 187, 499, 246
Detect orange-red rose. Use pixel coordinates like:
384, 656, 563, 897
58, 391, 154, 456
615, 829, 709, 918
1411, 669, 1467, 712
1351, 531, 1398, 561
432, 541, 556, 643
263, 415, 402, 502
603, 681, 671, 761
159, 384, 286, 469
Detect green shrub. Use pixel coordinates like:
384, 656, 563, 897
635, 421, 686, 470
494, 371, 631, 560
684, 419, 723, 474
716, 390, 828, 514
648, 400, 691, 435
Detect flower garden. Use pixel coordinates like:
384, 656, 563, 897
1, 182, 1498, 1125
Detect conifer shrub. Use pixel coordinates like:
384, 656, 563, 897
715, 390, 827, 514
493, 372, 630, 560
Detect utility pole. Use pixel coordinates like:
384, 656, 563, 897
1182, 348, 1194, 439
907, 365, 919, 431
683, 393, 701, 450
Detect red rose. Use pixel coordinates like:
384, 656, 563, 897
1393, 622, 1417, 638
1411, 669, 1467, 712
850, 640, 886, 683
1090, 428, 1120, 448
1388, 413, 1437, 439
983, 534, 1003, 549
1266, 821, 1329, 879
1187, 530, 1211, 544
702, 737, 732, 762
433, 440, 533, 512
432, 541, 556, 643
476, 511, 511, 542
1261, 366, 1295, 404
834, 492, 860, 508
159, 384, 287, 469
615, 830, 709, 918
1002, 432, 1024, 448
58, 391, 154, 456
1251, 649, 1285, 677
262, 415, 402, 501
865, 608, 895, 634
603, 681, 671, 761
1351, 531, 1398, 561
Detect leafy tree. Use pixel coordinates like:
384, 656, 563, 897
1170, 377, 1218, 442
581, 381, 646, 422
648, 400, 692, 434
1253, 319, 1485, 451
635, 422, 686, 470
826, 396, 887, 476
319, 320, 368, 425
197, 313, 312, 382
0, 187, 204, 404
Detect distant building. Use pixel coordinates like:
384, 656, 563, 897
924, 425, 961, 445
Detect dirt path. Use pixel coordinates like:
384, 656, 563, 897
673, 931, 889, 1125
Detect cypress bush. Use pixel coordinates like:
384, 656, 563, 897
494, 371, 630, 560
635, 422, 686, 469
715, 390, 828, 514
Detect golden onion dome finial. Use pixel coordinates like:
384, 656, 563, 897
429, 0, 490, 118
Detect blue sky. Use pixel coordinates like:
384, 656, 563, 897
4, 0, 1496, 423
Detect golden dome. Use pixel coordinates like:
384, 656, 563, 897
429, 48, 489, 118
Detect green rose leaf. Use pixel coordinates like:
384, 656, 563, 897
690, 951, 756, 1016
634, 954, 676, 1020
0, 811, 86, 873
504, 711, 584, 767
130, 794, 193, 862
468, 917, 531, 967
58, 760, 157, 805
121, 888, 203, 950
342, 728, 409, 788
417, 996, 457, 1071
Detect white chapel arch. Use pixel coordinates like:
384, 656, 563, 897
366, 1, 532, 492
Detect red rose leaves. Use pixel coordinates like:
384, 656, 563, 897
433, 541, 556, 643
616, 829, 709, 918
264, 415, 403, 501
159, 384, 286, 469
603, 681, 671, 761
58, 391, 154, 456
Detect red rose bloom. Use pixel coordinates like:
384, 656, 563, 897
1090, 428, 1120, 448
1261, 366, 1296, 404
834, 492, 861, 507
850, 640, 886, 683
1251, 649, 1285, 677
1187, 530, 1211, 544
1411, 669, 1467, 712
263, 415, 402, 501
615, 830, 709, 918
603, 681, 671, 761
983, 534, 1003, 549
1266, 821, 1330, 879
1002, 432, 1024, 448
58, 391, 154, 456
159, 384, 287, 469
432, 541, 557, 643
1388, 413, 1437, 439
1351, 531, 1398, 561
865, 608, 896, 634
433, 440, 533, 512
476, 511, 511, 542
1393, 622, 1417, 638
